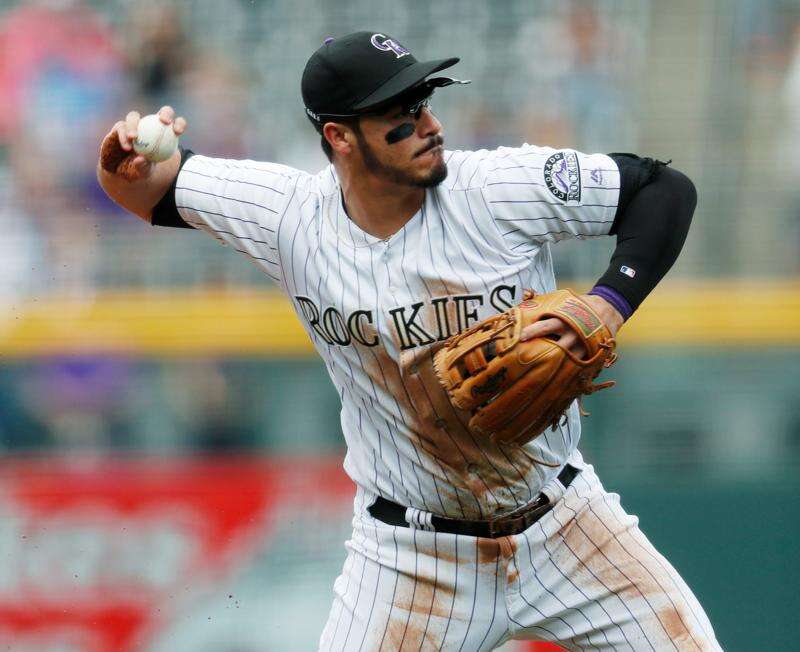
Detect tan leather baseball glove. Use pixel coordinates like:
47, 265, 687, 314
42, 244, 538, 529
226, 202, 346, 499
433, 289, 618, 447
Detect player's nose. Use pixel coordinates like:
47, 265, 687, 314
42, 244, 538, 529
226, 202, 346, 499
416, 106, 442, 139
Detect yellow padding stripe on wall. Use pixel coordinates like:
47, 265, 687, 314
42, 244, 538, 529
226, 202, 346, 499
617, 281, 800, 346
0, 290, 312, 357
1, 281, 798, 357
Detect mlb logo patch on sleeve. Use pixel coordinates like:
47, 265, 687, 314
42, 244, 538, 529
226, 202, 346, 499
620, 266, 636, 278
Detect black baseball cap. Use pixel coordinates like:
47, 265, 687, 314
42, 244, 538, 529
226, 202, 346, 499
302, 31, 468, 126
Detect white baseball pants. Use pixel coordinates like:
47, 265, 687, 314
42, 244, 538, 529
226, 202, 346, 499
319, 463, 721, 651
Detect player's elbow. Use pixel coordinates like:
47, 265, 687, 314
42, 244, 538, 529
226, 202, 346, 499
660, 166, 697, 217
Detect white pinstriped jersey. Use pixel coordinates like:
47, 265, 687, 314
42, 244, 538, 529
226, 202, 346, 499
175, 145, 621, 520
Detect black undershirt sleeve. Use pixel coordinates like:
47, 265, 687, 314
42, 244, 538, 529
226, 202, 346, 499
150, 147, 195, 228
590, 154, 697, 317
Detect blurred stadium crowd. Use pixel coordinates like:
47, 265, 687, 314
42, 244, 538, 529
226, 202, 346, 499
1, 0, 800, 464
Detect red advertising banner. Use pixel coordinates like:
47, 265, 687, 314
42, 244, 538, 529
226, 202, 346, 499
0, 456, 560, 651
0, 457, 352, 651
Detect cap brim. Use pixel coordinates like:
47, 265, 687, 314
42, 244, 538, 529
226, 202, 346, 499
352, 57, 459, 111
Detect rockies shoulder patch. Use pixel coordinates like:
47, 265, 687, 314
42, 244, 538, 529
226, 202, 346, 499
543, 151, 582, 205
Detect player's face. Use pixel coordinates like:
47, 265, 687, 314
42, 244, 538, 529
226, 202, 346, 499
354, 103, 447, 188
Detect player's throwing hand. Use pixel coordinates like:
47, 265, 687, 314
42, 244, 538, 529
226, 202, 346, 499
99, 106, 187, 182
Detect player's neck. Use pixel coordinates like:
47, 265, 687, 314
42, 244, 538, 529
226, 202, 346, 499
338, 168, 425, 241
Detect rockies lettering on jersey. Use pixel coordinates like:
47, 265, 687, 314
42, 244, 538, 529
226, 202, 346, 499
294, 284, 518, 350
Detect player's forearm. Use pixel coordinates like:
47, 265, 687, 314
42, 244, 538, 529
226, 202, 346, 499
97, 150, 181, 222
591, 163, 697, 317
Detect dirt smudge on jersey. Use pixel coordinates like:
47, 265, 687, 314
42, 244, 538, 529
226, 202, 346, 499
364, 345, 488, 513
407, 532, 458, 567
355, 324, 544, 521
477, 534, 518, 561
477, 537, 501, 564
556, 496, 712, 648
553, 496, 651, 601
399, 346, 540, 517
502, 535, 518, 556
658, 606, 696, 647
381, 615, 441, 652
380, 567, 455, 651
394, 574, 453, 620
473, 535, 521, 592
379, 534, 523, 650
507, 567, 519, 585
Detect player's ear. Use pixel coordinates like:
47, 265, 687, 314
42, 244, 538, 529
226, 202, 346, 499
323, 122, 354, 159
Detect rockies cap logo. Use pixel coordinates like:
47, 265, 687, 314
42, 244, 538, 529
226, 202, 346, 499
370, 33, 411, 59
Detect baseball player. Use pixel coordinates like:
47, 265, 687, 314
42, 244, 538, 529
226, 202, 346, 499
98, 31, 721, 651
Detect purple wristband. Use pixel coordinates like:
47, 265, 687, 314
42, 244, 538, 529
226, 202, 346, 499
587, 285, 634, 321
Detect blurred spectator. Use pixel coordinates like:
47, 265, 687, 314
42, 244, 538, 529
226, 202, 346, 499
14, 357, 134, 450
732, 1, 800, 273
123, 1, 251, 156
167, 360, 257, 451
0, 164, 42, 308
0, 0, 123, 145
461, 104, 508, 151
123, 1, 191, 107
0, 0, 125, 198
738, 0, 800, 87
514, 1, 641, 152
560, 2, 637, 149
0, 0, 128, 298
781, 24, 800, 269
0, 362, 51, 450
176, 51, 251, 158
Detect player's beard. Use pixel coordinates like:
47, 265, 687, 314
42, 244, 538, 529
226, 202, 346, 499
356, 132, 447, 188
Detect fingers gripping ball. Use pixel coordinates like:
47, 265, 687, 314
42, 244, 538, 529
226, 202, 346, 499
433, 289, 618, 447
133, 114, 179, 162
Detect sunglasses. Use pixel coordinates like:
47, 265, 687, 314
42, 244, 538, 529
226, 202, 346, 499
398, 94, 433, 120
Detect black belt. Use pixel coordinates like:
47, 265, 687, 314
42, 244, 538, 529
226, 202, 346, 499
368, 464, 579, 539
